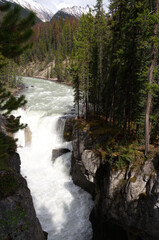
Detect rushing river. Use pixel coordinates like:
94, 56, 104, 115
14, 77, 93, 240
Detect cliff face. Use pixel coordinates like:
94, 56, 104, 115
65, 119, 159, 240
0, 152, 47, 240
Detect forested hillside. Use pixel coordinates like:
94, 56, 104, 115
20, 17, 79, 82
0, 0, 40, 91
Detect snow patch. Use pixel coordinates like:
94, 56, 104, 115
60, 5, 95, 18
5, 0, 54, 22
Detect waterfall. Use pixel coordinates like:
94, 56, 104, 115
14, 77, 93, 240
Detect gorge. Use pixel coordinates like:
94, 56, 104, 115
14, 77, 94, 240
14, 77, 159, 240
1, 0, 159, 239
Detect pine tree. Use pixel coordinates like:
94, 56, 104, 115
0, 3, 35, 161
145, 0, 159, 155
94, 0, 106, 113
0, 4, 35, 58
74, 11, 95, 119
70, 64, 81, 118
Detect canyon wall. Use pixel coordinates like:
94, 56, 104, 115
0, 152, 47, 240
64, 118, 159, 240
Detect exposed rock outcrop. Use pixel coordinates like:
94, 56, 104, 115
70, 121, 97, 195
64, 118, 159, 240
63, 117, 74, 141
90, 158, 159, 240
0, 153, 47, 240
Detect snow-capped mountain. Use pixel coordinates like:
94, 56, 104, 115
53, 5, 94, 19
5, 0, 54, 22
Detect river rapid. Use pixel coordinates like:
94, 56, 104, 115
14, 77, 93, 240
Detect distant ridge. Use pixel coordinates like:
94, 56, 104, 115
53, 5, 94, 20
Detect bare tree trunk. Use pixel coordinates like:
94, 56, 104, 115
145, 0, 159, 156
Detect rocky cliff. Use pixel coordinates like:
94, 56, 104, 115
64, 118, 159, 240
0, 152, 47, 240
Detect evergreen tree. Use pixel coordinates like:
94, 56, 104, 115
0, 3, 35, 161
70, 64, 81, 118
145, 0, 159, 155
74, 11, 95, 119
0, 4, 35, 58
94, 0, 106, 113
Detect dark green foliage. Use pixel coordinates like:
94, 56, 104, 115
0, 4, 35, 58
70, 64, 81, 118
0, 86, 27, 132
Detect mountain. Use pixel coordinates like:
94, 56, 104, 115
53, 5, 94, 20
5, 0, 54, 22
1, 0, 94, 22
0, 0, 42, 22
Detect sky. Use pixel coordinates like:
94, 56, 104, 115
35, 0, 109, 13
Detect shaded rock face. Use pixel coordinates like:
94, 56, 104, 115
91, 159, 159, 240
69, 121, 100, 195
7, 153, 21, 173
63, 117, 74, 141
0, 153, 46, 240
65, 118, 159, 240
0, 114, 7, 134
52, 148, 70, 162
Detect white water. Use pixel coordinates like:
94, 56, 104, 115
14, 77, 93, 240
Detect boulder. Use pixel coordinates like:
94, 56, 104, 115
52, 148, 70, 162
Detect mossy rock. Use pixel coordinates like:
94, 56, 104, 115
0, 171, 19, 199
130, 176, 137, 183
63, 118, 75, 141
64, 131, 72, 141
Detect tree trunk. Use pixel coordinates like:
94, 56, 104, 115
145, 0, 159, 156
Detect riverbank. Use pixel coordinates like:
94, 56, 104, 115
20, 59, 72, 87
30, 75, 72, 86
